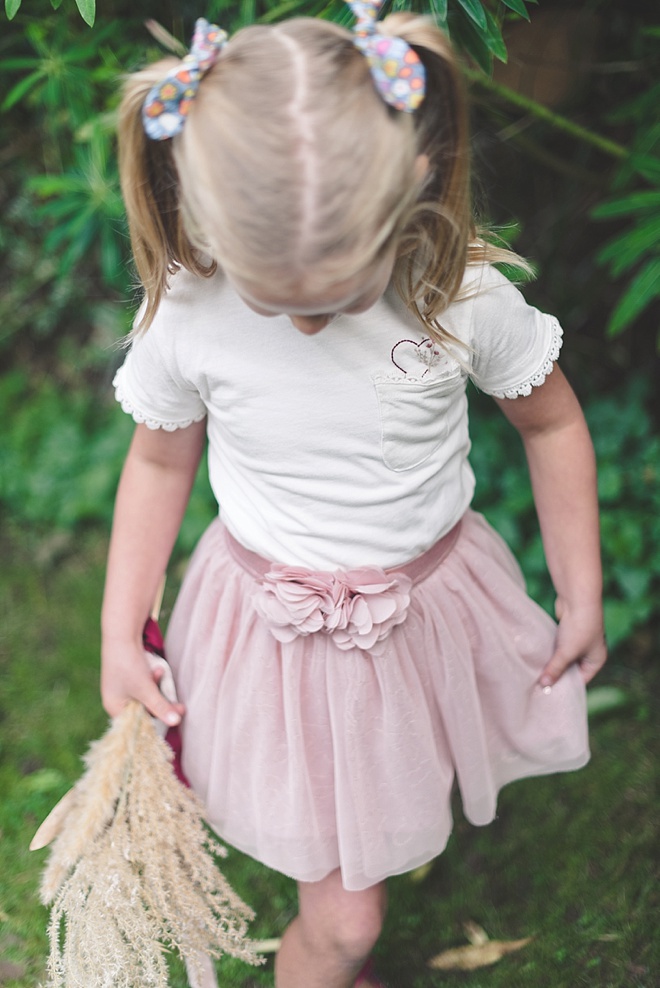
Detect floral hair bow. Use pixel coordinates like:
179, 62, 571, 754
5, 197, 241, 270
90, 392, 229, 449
142, 18, 227, 141
348, 0, 426, 112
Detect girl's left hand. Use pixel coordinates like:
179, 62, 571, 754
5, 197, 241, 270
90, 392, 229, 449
540, 598, 607, 688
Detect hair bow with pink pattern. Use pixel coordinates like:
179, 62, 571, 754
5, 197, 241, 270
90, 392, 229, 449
348, 0, 426, 112
142, 18, 227, 141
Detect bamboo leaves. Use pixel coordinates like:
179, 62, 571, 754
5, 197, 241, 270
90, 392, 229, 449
456, 0, 488, 31
5, 0, 95, 24
1, 2, 539, 70
592, 176, 660, 341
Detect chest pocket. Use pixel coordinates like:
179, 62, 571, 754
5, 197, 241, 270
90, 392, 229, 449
373, 370, 466, 472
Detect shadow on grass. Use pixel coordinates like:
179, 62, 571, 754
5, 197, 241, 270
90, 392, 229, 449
0, 523, 657, 987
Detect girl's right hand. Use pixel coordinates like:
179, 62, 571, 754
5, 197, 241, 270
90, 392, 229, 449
101, 638, 185, 727
100, 421, 206, 729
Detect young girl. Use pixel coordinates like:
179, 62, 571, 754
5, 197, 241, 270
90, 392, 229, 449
102, 6, 606, 987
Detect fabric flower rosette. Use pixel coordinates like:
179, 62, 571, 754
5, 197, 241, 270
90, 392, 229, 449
253, 564, 413, 654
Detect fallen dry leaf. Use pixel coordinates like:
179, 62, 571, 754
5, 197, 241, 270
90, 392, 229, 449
463, 920, 489, 946
428, 936, 532, 971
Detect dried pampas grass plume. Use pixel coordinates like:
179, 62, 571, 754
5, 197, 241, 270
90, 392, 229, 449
31, 700, 262, 988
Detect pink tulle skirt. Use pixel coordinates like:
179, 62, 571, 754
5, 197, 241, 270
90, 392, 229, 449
165, 511, 589, 891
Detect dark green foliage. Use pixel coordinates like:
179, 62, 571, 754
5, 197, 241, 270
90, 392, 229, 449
471, 374, 659, 650
587, 378, 660, 648
466, 6, 660, 355
590, 27, 660, 342
0, 370, 216, 555
0, 15, 133, 363
2, 1, 538, 67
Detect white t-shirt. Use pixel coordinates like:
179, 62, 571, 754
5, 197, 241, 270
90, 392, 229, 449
113, 263, 562, 569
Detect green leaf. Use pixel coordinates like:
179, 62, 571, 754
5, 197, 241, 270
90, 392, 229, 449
628, 152, 660, 184
608, 258, 660, 336
597, 462, 623, 503
456, 0, 487, 32
50, 0, 63, 7
75, 0, 95, 26
260, 0, 310, 23
430, 0, 448, 27
239, 0, 256, 26
613, 565, 650, 602
592, 191, 660, 219
482, 6, 507, 62
1, 69, 45, 111
100, 224, 125, 287
602, 600, 638, 649
598, 221, 660, 277
23, 768, 67, 793
452, 13, 492, 73
499, 0, 530, 19
0, 57, 40, 70
586, 686, 630, 718
57, 219, 97, 275
5, 0, 21, 18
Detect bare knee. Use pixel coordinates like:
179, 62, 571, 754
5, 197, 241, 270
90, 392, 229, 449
298, 873, 387, 965
329, 888, 385, 961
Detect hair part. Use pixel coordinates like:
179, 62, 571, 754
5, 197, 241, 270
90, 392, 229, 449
174, 20, 419, 293
118, 15, 529, 339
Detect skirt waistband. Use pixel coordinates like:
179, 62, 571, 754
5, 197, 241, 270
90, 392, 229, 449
224, 518, 462, 587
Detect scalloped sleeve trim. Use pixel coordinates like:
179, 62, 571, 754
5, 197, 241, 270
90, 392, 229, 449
113, 371, 207, 432
487, 316, 563, 400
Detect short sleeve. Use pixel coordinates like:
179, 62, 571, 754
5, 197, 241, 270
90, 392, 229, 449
465, 265, 563, 399
113, 302, 207, 431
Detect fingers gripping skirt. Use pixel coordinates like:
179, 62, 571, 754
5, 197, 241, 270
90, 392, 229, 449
165, 511, 589, 891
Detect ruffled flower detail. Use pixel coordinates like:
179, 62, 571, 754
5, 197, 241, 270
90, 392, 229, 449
253, 565, 413, 654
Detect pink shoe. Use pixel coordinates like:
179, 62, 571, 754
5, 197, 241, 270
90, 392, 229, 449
354, 957, 387, 988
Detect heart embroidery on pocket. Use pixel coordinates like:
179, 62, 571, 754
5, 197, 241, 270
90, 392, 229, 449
391, 337, 447, 377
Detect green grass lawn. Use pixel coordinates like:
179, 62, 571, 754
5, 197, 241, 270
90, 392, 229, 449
0, 522, 658, 988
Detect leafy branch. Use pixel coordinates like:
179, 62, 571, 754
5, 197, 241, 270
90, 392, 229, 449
465, 35, 660, 342
5, 0, 96, 26
464, 68, 628, 162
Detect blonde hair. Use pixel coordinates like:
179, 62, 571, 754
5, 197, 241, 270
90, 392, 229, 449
119, 14, 526, 339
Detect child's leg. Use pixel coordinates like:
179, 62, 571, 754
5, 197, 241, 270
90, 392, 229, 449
275, 868, 387, 988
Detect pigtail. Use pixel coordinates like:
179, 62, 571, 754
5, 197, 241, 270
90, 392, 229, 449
118, 61, 216, 333
378, 13, 470, 338
382, 14, 529, 343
